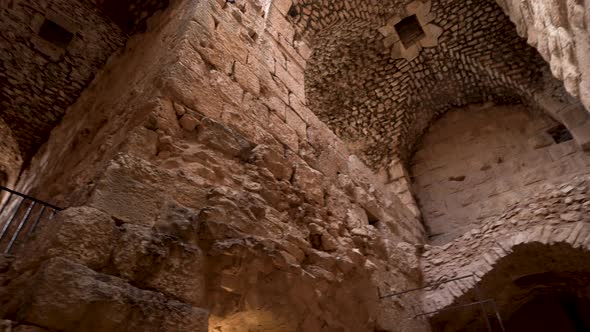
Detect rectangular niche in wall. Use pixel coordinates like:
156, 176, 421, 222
38, 18, 74, 48
547, 124, 573, 144
395, 15, 425, 48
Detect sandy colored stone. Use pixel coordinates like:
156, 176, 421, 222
1, 258, 208, 332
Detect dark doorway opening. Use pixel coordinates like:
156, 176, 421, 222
506, 295, 590, 332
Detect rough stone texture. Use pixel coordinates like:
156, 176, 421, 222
84, 0, 170, 33
412, 104, 590, 244
0, 257, 208, 332
0, 0, 427, 331
294, 0, 587, 170
0, 119, 22, 189
0, 0, 126, 159
421, 175, 590, 330
1, 0, 589, 331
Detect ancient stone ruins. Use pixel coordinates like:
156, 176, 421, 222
0, 0, 590, 331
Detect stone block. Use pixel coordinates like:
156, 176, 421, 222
547, 140, 578, 160
571, 121, 590, 151
272, 0, 293, 16
266, 5, 295, 44
261, 95, 287, 121
113, 224, 206, 306
89, 163, 165, 226
285, 107, 307, 139
197, 117, 254, 159
248, 144, 293, 181
267, 113, 299, 152
293, 162, 325, 205
17, 207, 116, 271
289, 92, 316, 124
4, 258, 208, 332
274, 55, 306, 101
295, 40, 313, 60
234, 61, 261, 95
179, 114, 200, 131
558, 106, 589, 128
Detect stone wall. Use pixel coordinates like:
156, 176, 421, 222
412, 104, 590, 244
293, 0, 581, 170
420, 175, 590, 330
84, 0, 169, 33
0, 0, 428, 331
0, 119, 22, 190
495, 0, 590, 114
0, 0, 125, 159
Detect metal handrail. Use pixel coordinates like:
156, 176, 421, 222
0, 185, 62, 211
0, 186, 62, 254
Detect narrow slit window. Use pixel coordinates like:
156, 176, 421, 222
38, 18, 74, 48
0, 171, 6, 187
547, 124, 573, 144
395, 15, 425, 48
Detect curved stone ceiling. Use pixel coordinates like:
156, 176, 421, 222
294, 0, 574, 169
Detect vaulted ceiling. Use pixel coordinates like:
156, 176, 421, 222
294, 0, 576, 169
0, 0, 167, 162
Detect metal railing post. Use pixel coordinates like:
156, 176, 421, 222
491, 299, 506, 332
26, 205, 47, 238
5, 201, 36, 254
0, 196, 24, 242
0, 186, 62, 254
473, 276, 493, 332
0, 192, 14, 217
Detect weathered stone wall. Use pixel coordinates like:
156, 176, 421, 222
83, 0, 169, 33
420, 175, 590, 330
412, 104, 590, 244
0, 118, 22, 190
495, 0, 590, 113
295, 0, 580, 170
0, 0, 125, 159
1, 0, 428, 331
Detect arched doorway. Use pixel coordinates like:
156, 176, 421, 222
429, 241, 590, 331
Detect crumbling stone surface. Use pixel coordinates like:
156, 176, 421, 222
0, 119, 22, 189
412, 104, 590, 244
0, 0, 428, 331
495, 0, 590, 112
420, 175, 590, 327
0, 257, 208, 332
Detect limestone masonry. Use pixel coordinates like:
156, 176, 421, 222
0, 0, 589, 331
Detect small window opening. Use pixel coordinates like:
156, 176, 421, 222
395, 15, 425, 48
287, 5, 299, 18
365, 208, 380, 226
38, 18, 74, 48
309, 233, 322, 249
547, 124, 573, 144
449, 175, 466, 182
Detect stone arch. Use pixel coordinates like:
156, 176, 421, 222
291, 0, 589, 171
431, 240, 590, 331
421, 175, 590, 329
